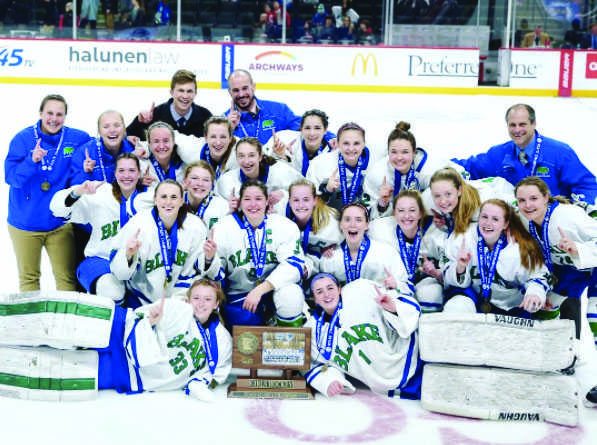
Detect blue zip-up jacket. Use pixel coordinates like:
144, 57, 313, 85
70, 138, 135, 186
224, 97, 335, 145
5, 121, 91, 231
452, 131, 597, 204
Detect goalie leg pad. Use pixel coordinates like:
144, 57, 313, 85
422, 363, 579, 427
0, 346, 98, 401
415, 277, 444, 313
419, 313, 576, 372
0, 290, 115, 349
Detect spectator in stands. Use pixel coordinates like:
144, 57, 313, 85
514, 18, 529, 47
127, 69, 213, 142
317, 15, 336, 42
41, 0, 59, 30
154, 0, 171, 25
102, 0, 119, 31
80, 0, 100, 36
312, 3, 327, 27
58, 2, 74, 34
129, 0, 146, 26
332, 0, 358, 28
297, 20, 314, 42
273, 1, 291, 27
355, 18, 373, 44
563, 18, 584, 49
336, 14, 355, 42
581, 22, 597, 49
522, 25, 551, 48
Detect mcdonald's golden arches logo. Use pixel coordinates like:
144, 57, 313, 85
351, 53, 378, 76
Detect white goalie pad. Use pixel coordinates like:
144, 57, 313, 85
0, 346, 98, 401
422, 364, 579, 427
419, 313, 576, 372
0, 291, 115, 349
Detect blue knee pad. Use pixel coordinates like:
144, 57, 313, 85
223, 293, 274, 330
77, 256, 111, 293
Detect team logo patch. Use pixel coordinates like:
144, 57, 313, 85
63, 146, 75, 156
536, 166, 550, 177
262, 119, 275, 128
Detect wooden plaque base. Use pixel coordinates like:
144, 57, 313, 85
227, 382, 314, 399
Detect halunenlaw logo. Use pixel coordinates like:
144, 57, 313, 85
68, 46, 180, 64
351, 53, 378, 76
249, 51, 303, 72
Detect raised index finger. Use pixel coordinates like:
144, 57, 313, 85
85, 148, 90, 160
373, 284, 383, 298
558, 226, 568, 240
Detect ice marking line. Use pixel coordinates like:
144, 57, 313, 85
245, 390, 406, 442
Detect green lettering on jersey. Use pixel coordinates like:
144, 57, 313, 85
333, 345, 353, 371
351, 323, 382, 344
175, 250, 189, 266
100, 220, 119, 241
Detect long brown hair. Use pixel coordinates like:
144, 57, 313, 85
480, 199, 544, 271
430, 167, 480, 235
288, 179, 338, 234
204, 116, 236, 171
514, 176, 570, 205
393, 189, 426, 229
112, 153, 143, 203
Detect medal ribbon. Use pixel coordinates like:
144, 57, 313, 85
338, 152, 365, 206
396, 226, 422, 281
95, 138, 108, 182
528, 135, 543, 177
342, 235, 370, 283
300, 139, 327, 176
186, 192, 213, 220
315, 299, 342, 361
152, 208, 179, 285
150, 155, 176, 182
528, 201, 559, 272
120, 189, 139, 227
33, 123, 64, 173
236, 213, 268, 279
201, 143, 222, 179
196, 318, 219, 375
476, 228, 506, 300
393, 163, 419, 196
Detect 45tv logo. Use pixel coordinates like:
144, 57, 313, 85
0, 47, 33, 67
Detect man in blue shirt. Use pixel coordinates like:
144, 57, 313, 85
225, 69, 336, 147
453, 103, 597, 205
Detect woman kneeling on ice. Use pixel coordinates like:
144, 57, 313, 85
305, 273, 422, 399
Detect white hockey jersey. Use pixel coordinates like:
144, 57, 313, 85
319, 237, 412, 295
263, 130, 333, 176
520, 203, 597, 271
211, 213, 305, 296
174, 132, 238, 175
124, 299, 232, 392
443, 224, 552, 311
185, 192, 230, 231
110, 208, 221, 304
368, 216, 448, 282
364, 150, 466, 218
215, 162, 303, 200
139, 155, 187, 185
50, 183, 154, 259
306, 149, 373, 209
304, 279, 420, 396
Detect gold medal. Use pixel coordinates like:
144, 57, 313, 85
321, 364, 328, 373
41, 181, 51, 192
481, 299, 491, 314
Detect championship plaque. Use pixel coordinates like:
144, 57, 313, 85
227, 326, 314, 399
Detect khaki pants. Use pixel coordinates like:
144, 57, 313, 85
8, 223, 77, 291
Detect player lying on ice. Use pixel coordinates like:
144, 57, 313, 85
0, 278, 231, 402
304, 273, 423, 399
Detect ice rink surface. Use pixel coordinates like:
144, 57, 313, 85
1, 83, 597, 444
